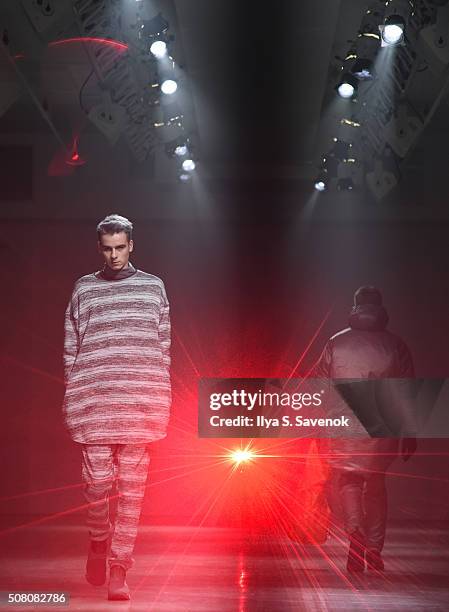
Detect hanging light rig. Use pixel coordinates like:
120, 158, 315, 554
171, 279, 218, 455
379, 0, 411, 47
316, 3, 385, 191
142, 12, 198, 181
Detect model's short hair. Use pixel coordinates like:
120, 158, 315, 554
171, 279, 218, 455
97, 214, 133, 242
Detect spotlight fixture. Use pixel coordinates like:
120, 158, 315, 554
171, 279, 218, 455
182, 159, 195, 172
161, 78, 177, 95
337, 73, 358, 98
379, 0, 410, 47
321, 155, 339, 177
314, 167, 330, 191
380, 15, 405, 45
165, 136, 190, 158
150, 40, 167, 58
340, 117, 361, 128
314, 152, 340, 191
175, 144, 188, 156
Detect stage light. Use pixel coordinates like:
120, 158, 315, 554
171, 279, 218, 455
230, 449, 255, 464
338, 82, 354, 99
322, 155, 339, 176
65, 137, 86, 166
337, 73, 358, 98
179, 173, 191, 182
380, 0, 410, 47
381, 16, 405, 45
164, 135, 190, 158
182, 159, 195, 172
150, 40, 167, 58
175, 144, 188, 156
314, 151, 340, 191
340, 117, 361, 128
161, 79, 177, 95
66, 151, 85, 167
314, 168, 329, 191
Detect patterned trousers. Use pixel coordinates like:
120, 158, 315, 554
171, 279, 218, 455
81, 444, 150, 570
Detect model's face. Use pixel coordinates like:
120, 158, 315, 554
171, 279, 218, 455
98, 232, 134, 271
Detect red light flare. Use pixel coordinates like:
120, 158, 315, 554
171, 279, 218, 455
48, 37, 128, 52
264, 478, 379, 596
257, 450, 403, 590
0, 497, 111, 539
66, 136, 85, 166
285, 306, 334, 382
0, 354, 63, 385
132, 442, 325, 600
0, 453, 230, 539
0, 482, 85, 504
173, 328, 201, 377
219, 443, 375, 599
132, 458, 241, 604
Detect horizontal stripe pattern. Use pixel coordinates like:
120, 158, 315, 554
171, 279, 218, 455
63, 270, 171, 444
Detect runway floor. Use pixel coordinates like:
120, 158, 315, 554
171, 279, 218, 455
0, 521, 448, 611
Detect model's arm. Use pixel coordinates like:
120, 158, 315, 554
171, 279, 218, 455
159, 283, 171, 374
63, 286, 80, 384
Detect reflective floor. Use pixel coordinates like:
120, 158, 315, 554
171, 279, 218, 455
0, 522, 448, 611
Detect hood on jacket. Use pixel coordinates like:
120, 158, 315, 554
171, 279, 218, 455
348, 303, 389, 332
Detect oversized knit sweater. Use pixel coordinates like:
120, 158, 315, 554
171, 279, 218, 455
63, 269, 171, 444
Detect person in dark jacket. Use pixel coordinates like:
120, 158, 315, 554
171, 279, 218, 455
316, 286, 416, 573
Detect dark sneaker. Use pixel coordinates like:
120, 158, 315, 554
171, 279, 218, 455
108, 565, 130, 601
346, 530, 365, 573
85, 539, 108, 586
366, 549, 385, 572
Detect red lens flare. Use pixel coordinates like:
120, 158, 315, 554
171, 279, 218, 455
48, 37, 128, 52
66, 137, 85, 167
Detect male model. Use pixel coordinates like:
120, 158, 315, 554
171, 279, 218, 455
316, 286, 416, 573
63, 214, 171, 600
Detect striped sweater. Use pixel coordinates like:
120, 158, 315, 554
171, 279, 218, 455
63, 269, 171, 444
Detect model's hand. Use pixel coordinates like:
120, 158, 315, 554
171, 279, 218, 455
401, 437, 417, 461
